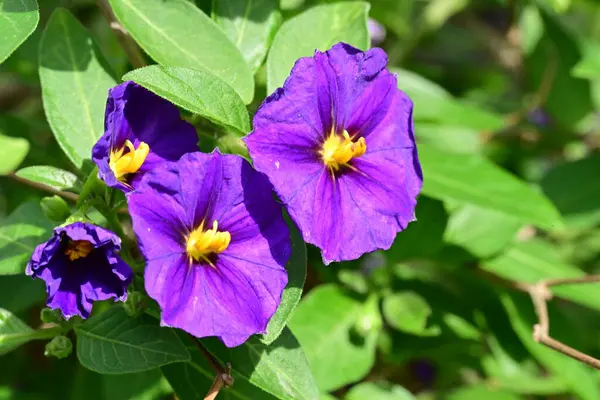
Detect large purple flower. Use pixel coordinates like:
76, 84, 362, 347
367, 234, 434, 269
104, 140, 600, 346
128, 151, 290, 347
92, 81, 198, 192
244, 43, 423, 264
26, 222, 133, 319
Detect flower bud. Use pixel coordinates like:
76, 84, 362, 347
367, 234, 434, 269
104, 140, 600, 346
123, 291, 147, 318
41, 196, 71, 222
44, 336, 72, 359
40, 307, 63, 324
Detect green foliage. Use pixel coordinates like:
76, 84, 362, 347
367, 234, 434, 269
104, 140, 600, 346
0, 0, 39, 64
0, 133, 29, 174
382, 291, 440, 336
110, 0, 254, 103
0, 308, 34, 355
75, 307, 191, 374
15, 166, 79, 191
345, 382, 416, 400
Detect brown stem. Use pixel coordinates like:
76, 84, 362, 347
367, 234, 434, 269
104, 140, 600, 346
525, 275, 600, 370
188, 336, 234, 400
96, 0, 146, 69
7, 172, 79, 203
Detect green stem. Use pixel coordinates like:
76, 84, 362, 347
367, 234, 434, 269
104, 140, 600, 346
76, 167, 101, 209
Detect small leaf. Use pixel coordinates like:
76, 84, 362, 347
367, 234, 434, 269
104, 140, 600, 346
202, 327, 319, 400
0, 0, 39, 64
162, 333, 279, 400
482, 239, 600, 312
75, 307, 190, 374
267, 1, 370, 94
0, 201, 53, 275
346, 382, 416, 400
288, 284, 379, 392
15, 165, 79, 191
261, 215, 306, 345
110, 0, 254, 104
39, 8, 116, 169
123, 65, 250, 135
0, 308, 34, 355
213, 0, 281, 72
382, 291, 440, 336
0, 133, 29, 174
419, 143, 564, 231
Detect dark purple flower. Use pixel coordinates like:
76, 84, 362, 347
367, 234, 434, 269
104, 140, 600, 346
128, 151, 290, 347
92, 81, 198, 193
244, 43, 423, 264
26, 222, 133, 319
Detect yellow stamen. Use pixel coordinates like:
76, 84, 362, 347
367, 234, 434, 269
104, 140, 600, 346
319, 130, 366, 171
109, 140, 150, 180
64, 240, 94, 261
186, 220, 231, 265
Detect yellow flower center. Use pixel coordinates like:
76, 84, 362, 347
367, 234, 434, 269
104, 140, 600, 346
186, 220, 231, 265
109, 140, 150, 180
319, 130, 366, 171
64, 240, 94, 261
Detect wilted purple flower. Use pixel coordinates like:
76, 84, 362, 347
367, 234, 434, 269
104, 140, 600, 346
244, 43, 422, 264
128, 151, 290, 347
92, 81, 198, 193
368, 18, 387, 46
26, 222, 133, 319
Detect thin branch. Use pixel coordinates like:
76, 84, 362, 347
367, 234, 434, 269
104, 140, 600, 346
189, 336, 234, 400
7, 172, 79, 203
525, 275, 600, 370
96, 0, 146, 69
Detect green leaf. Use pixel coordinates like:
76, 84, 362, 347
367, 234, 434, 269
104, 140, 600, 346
422, 0, 470, 32
267, 1, 370, 94
501, 292, 600, 400
345, 382, 416, 400
123, 65, 250, 135
110, 0, 254, 104
0, 308, 34, 355
445, 205, 522, 258
572, 42, 600, 80
39, 8, 116, 170
212, 0, 281, 72
0, 133, 29, 174
482, 239, 600, 312
387, 197, 447, 261
547, 0, 571, 13
162, 333, 279, 400
261, 216, 306, 345
0, 201, 53, 275
102, 369, 173, 400
75, 307, 190, 374
0, 275, 45, 313
519, 4, 544, 55
418, 143, 563, 231
202, 327, 319, 400
445, 385, 520, 400
288, 284, 379, 392
0, 0, 39, 64
382, 291, 440, 336
15, 165, 79, 191
415, 123, 482, 154
541, 153, 600, 230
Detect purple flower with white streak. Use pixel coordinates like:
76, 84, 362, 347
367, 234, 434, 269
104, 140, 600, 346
128, 151, 290, 347
92, 81, 198, 193
26, 222, 132, 319
244, 43, 422, 264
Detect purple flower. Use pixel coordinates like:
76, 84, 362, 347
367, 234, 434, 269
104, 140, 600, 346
128, 151, 290, 347
244, 43, 422, 264
26, 222, 133, 319
368, 18, 387, 46
92, 81, 198, 193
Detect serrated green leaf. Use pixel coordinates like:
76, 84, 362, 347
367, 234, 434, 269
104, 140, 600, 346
75, 307, 190, 374
288, 284, 378, 392
0, 308, 34, 355
382, 291, 440, 336
501, 292, 600, 400
202, 327, 319, 400
212, 0, 281, 72
123, 65, 250, 135
162, 333, 278, 400
267, 1, 370, 94
419, 143, 563, 231
482, 239, 600, 312
345, 382, 416, 400
261, 215, 306, 345
0, 133, 29, 175
0, 0, 39, 64
15, 165, 79, 191
0, 201, 53, 275
110, 0, 254, 104
39, 8, 116, 169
